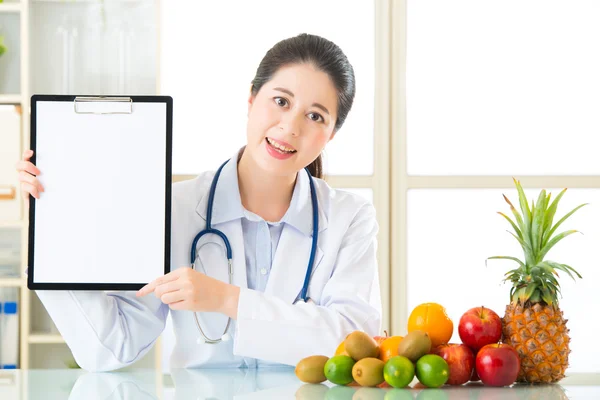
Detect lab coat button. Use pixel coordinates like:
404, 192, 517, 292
260, 268, 267, 275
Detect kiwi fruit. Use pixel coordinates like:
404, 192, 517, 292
345, 331, 380, 361
295, 355, 329, 383
351, 357, 385, 387
397, 330, 432, 362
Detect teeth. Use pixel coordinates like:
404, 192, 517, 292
267, 137, 296, 153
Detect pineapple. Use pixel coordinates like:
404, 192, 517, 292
487, 178, 586, 383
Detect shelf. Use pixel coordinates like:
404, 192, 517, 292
0, 95, 22, 104
29, 333, 65, 344
0, 220, 25, 228
0, 3, 21, 13
0, 277, 24, 287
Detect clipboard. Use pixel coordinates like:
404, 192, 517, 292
27, 95, 173, 290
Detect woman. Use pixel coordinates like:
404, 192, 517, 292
16, 33, 382, 372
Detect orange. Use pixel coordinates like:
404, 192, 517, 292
378, 335, 404, 362
335, 341, 349, 356
407, 303, 453, 347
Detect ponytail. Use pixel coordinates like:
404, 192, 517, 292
306, 154, 323, 179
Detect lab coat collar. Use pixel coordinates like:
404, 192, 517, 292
195, 155, 245, 226
195, 153, 328, 235
282, 167, 328, 236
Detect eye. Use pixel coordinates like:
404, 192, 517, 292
308, 112, 324, 123
274, 97, 288, 107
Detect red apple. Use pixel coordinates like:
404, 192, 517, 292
432, 343, 475, 385
458, 306, 502, 351
476, 343, 520, 387
373, 330, 389, 346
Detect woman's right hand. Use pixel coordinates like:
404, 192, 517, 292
15, 149, 44, 200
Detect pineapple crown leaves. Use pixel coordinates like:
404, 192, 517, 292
486, 178, 587, 306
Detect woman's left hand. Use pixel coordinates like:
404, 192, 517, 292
137, 267, 240, 319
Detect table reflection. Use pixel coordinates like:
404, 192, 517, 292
1, 369, 597, 400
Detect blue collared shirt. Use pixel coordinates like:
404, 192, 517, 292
212, 160, 314, 292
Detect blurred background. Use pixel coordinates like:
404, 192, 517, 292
0, 0, 599, 377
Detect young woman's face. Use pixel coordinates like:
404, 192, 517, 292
246, 63, 338, 177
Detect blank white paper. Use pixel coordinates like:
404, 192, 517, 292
32, 100, 168, 285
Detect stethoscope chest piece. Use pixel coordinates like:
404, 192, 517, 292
197, 332, 231, 345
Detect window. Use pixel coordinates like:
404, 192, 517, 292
160, 0, 375, 176
405, 0, 600, 176
393, 0, 600, 373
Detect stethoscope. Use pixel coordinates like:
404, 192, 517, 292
190, 159, 320, 344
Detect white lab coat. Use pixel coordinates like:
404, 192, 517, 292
35, 156, 382, 372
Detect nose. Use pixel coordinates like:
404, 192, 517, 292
278, 111, 302, 137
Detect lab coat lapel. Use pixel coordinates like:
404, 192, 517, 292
265, 225, 323, 304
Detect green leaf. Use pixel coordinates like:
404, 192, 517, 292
539, 230, 580, 260
544, 280, 562, 298
507, 231, 535, 267
511, 287, 522, 304
546, 261, 582, 281
487, 256, 525, 268
544, 203, 588, 247
513, 178, 533, 251
523, 283, 537, 301
513, 178, 531, 226
535, 262, 560, 285
541, 287, 555, 305
561, 263, 583, 279
542, 188, 566, 246
503, 194, 525, 232
503, 267, 523, 276
502, 271, 520, 282
517, 286, 529, 304
503, 275, 519, 283
532, 274, 547, 289
498, 212, 523, 239
531, 189, 547, 254
545, 275, 560, 289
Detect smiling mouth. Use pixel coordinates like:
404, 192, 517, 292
266, 137, 297, 154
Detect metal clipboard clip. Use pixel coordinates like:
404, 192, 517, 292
74, 96, 133, 115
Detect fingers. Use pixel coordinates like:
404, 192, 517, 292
168, 301, 188, 311
15, 160, 41, 177
18, 171, 44, 199
20, 181, 41, 200
153, 280, 181, 299
160, 290, 186, 305
137, 272, 180, 297
16, 150, 44, 200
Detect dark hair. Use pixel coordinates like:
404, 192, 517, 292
249, 33, 356, 179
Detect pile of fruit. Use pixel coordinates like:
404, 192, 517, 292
295, 303, 521, 388
296, 179, 584, 388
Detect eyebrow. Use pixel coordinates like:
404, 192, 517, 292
273, 87, 330, 115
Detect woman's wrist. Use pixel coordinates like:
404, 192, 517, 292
217, 283, 240, 320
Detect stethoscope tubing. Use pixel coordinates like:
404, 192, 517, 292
190, 159, 318, 344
